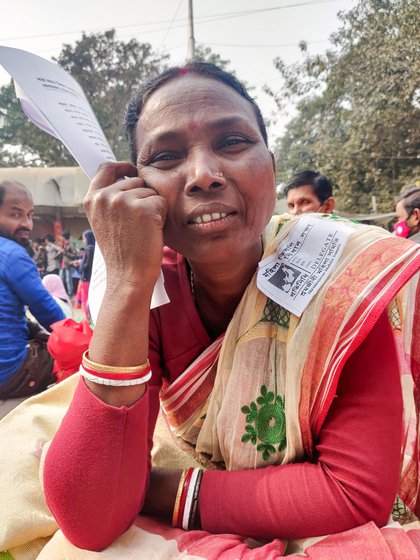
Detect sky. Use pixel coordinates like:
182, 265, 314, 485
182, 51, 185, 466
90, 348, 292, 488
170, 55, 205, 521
0, 0, 356, 143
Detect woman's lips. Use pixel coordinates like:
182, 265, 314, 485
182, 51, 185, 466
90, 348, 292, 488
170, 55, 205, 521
187, 212, 237, 232
190, 212, 228, 224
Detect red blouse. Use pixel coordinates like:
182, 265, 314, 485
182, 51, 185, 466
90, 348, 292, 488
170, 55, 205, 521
43, 248, 403, 550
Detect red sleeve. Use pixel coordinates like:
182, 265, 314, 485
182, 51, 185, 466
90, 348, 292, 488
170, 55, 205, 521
199, 312, 403, 539
43, 378, 151, 550
44, 312, 403, 549
43, 312, 164, 551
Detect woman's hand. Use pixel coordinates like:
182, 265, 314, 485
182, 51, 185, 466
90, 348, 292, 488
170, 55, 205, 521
143, 468, 183, 519
82, 162, 168, 406
84, 161, 168, 289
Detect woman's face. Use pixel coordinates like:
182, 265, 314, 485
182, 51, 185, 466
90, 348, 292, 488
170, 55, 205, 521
135, 74, 276, 265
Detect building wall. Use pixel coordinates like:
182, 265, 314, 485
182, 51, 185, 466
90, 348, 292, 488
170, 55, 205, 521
32, 208, 90, 243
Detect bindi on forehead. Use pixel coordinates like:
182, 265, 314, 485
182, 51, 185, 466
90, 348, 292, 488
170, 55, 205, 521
187, 121, 199, 131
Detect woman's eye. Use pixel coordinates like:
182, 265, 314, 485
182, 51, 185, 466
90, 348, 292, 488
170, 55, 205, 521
152, 152, 179, 163
220, 136, 250, 150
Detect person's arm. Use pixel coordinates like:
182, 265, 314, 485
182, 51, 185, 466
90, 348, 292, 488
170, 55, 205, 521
43, 378, 153, 550
43, 162, 167, 550
199, 312, 403, 539
80, 161, 167, 408
43, 311, 164, 551
6, 249, 65, 329
43, 311, 401, 549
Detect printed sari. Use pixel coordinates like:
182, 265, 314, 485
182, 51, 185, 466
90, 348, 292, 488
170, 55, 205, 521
1, 215, 420, 559
389, 269, 420, 520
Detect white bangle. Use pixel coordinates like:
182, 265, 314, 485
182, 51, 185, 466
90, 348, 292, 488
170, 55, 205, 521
79, 365, 152, 386
182, 467, 201, 530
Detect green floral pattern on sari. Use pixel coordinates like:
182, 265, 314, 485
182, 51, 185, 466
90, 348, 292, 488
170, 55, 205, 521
241, 385, 286, 460
392, 495, 418, 525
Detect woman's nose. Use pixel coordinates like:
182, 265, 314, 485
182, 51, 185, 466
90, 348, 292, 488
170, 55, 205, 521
184, 153, 226, 194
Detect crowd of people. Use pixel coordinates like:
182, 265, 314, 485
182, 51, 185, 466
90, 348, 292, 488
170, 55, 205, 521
0, 62, 419, 559
27, 230, 93, 305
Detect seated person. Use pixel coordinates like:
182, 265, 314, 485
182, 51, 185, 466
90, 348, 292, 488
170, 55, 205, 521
0, 180, 65, 399
42, 273, 74, 318
41, 63, 420, 555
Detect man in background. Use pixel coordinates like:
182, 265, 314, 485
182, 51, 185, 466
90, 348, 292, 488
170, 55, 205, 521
394, 187, 420, 243
60, 231, 78, 296
43, 233, 62, 275
284, 169, 335, 215
0, 180, 65, 399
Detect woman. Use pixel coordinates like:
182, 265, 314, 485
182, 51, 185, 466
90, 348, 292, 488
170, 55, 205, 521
79, 229, 95, 322
42, 274, 74, 318
42, 63, 420, 556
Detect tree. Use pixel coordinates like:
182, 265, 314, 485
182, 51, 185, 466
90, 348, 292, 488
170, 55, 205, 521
0, 30, 169, 167
194, 44, 232, 70
269, 0, 420, 212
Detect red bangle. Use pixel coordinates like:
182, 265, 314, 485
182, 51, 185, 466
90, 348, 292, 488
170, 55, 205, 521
82, 351, 150, 374
172, 470, 187, 528
177, 468, 194, 529
82, 362, 151, 381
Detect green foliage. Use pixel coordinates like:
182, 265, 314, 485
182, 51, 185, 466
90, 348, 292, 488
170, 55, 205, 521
0, 78, 74, 167
0, 30, 169, 167
194, 44, 250, 89
269, 0, 420, 212
194, 44, 232, 70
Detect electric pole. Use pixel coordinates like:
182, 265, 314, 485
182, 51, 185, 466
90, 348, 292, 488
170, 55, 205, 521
187, 0, 196, 61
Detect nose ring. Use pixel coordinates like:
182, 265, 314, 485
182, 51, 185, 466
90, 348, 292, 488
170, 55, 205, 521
215, 172, 224, 177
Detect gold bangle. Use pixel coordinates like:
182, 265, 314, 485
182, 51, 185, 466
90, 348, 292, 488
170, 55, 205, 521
172, 469, 188, 528
82, 351, 150, 374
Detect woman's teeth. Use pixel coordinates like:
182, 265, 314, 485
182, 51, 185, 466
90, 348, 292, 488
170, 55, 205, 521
194, 212, 227, 224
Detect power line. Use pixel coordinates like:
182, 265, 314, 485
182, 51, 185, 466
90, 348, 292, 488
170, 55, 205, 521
15, 36, 331, 61
159, 0, 184, 50
0, 0, 346, 43
207, 39, 329, 48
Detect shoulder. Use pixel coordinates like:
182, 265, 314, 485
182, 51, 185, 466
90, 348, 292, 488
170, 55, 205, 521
0, 237, 32, 263
0, 238, 36, 280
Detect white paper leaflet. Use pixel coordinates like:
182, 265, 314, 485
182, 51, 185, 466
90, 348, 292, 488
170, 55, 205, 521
0, 46, 170, 322
257, 216, 353, 317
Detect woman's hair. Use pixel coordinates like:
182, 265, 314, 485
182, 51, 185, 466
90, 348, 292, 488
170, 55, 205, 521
83, 229, 95, 247
124, 61, 268, 164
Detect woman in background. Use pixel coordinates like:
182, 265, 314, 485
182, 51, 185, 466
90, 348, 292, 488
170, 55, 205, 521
42, 274, 73, 318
